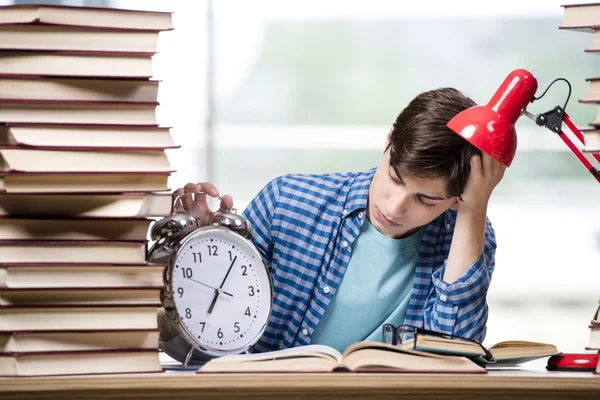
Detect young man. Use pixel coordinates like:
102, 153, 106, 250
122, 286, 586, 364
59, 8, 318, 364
174, 87, 505, 353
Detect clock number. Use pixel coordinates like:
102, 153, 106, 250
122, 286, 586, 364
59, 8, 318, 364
177, 287, 184, 297
182, 267, 193, 279
199, 322, 205, 332
248, 286, 255, 296
228, 251, 234, 261
192, 252, 202, 263
245, 307, 251, 317
234, 322, 240, 333
207, 245, 218, 256
185, 308, 192, 319
217, 328, 224, 339
241, 265, 248, 276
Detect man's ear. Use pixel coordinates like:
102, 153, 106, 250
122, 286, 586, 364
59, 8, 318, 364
449, 198, 460, 210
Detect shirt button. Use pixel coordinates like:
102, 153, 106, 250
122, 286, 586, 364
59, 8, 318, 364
358, 212, 364, 218
342, 209, 348, 216
446, 224, 451, 230
341, 241, 348, 248
302, 328, 309, 336
323, 286, 331, 294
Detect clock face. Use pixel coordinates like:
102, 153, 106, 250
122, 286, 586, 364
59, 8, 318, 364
170, 227, 272, 354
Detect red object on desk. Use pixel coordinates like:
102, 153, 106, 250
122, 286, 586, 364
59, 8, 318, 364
546, 353, 599, 372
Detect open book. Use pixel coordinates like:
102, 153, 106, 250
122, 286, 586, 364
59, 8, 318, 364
198, 341, 485, 374
400, 336, 559, 366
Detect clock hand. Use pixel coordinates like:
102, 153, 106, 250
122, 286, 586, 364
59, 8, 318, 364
218, 256, 237, 289
207, 289, 219, 315
207, 256, 238, 315
217, 288, 233, 297
188, 278, 233, 297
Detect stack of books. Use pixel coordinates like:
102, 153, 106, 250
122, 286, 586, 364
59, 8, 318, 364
561, 3, 600, 374
0, 4, 175, 377
561, 2, 600, 154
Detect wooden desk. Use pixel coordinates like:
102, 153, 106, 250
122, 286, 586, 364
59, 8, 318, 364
1, 370, 599, 400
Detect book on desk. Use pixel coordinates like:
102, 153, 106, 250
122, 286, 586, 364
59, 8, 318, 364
197, 341, 487, 374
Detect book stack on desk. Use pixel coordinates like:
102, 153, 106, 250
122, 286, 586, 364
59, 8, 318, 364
0, 4, 175, 377
561, 2, 600, 153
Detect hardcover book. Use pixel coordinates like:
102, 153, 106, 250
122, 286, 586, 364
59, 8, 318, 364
0, 4, 173, 31
0, 192, 173, 217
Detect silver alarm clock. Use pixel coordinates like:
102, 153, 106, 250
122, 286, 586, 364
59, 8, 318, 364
149, 193, 273, 366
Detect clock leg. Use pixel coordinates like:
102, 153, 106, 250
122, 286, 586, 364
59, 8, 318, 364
184, 345, 195, 367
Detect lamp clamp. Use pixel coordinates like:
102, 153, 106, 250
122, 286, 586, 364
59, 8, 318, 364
534, 106, 564, 134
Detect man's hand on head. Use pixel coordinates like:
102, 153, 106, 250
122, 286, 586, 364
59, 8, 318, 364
456, 153, 506, 215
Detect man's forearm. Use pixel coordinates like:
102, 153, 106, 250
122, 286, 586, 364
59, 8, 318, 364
444, 207, 487, 283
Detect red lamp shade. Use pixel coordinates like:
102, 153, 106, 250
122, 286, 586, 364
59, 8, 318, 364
447, 69, 539, 167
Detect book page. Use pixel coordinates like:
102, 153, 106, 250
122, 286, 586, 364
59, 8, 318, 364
343, 340, 462, 360
489, 340, 551, 349
340, 343, 485, 373
199, 356, 337, 373
211, 344, 342, 364
489, 342, 558, 361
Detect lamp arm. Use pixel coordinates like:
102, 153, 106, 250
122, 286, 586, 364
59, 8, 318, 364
522, 107, 600, 184
562, 114, 600, 165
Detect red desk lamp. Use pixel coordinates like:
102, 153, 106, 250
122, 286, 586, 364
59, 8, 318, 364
447, 69, 600, 183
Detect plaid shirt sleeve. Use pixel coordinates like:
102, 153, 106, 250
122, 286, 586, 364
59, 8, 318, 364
424, 217, 497, 342
242, 177, 282, 270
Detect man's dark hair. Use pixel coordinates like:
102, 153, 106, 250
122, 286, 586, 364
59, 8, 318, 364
387, 87, 481, 198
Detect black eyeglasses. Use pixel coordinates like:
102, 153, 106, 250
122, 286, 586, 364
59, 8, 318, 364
382, 324, 496, 363
592, 299, 600, 325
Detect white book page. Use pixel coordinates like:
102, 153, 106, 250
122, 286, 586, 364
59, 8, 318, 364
213, 344, 343, 363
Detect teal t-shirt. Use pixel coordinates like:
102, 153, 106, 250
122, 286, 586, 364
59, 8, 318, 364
309, 219, 425, 353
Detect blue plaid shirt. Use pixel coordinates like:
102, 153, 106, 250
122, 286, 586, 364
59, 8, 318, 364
243, 169, 496, 353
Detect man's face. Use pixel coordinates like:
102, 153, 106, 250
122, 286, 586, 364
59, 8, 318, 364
368, 148, 458, 239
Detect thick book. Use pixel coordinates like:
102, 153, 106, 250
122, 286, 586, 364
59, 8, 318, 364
0, 148, 172, 173
0, 192, 172, 218
0, 349, 161, 376
0, 101, 157, 125
0, 77, 160, 103
0, 4, 173, 31
580, 77, 600, 104
0, 218, 153, 241
582, 128, 600, 152
0, 287, 161, 306
560, 3, 600, 31
198, 341, 485, 374
0, 329, 160, 353
591, 110, 600, 129
0, 305, 159, 331
585, 29, 600, 52
0, 25, 159, 54
0, 172, 170, 193
399, 336, 559, 366
0, 124, 176, 150
0, 240, 147, 264
0, 263, 165, 289
0, 51, 153, 78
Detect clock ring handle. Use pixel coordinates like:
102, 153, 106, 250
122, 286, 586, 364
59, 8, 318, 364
173, 191, 232, 214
